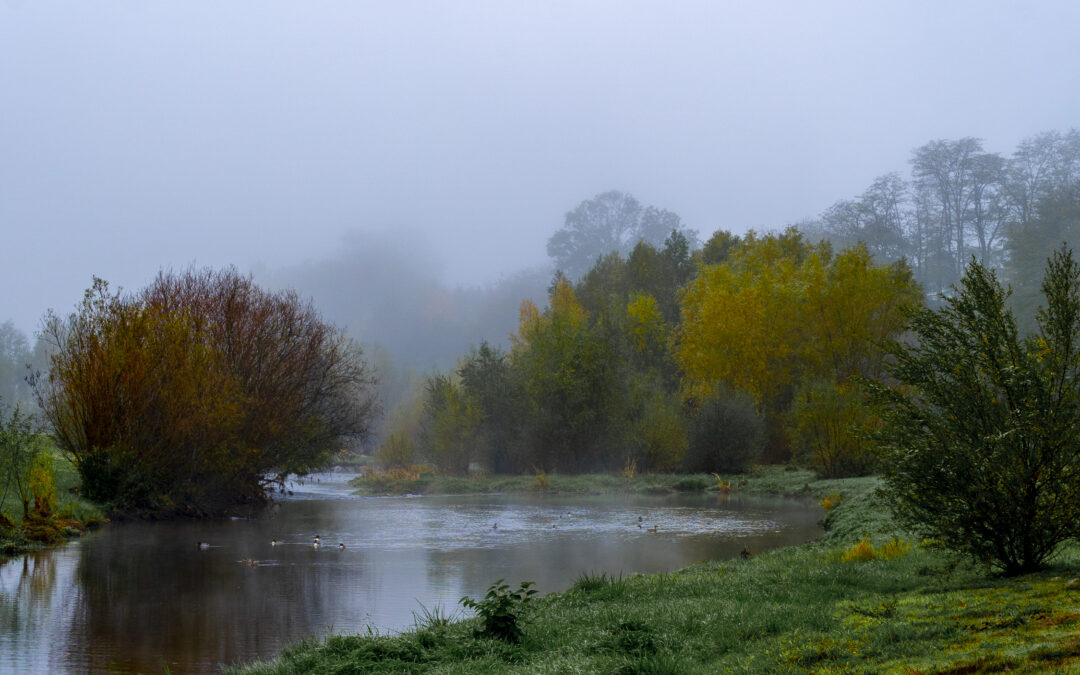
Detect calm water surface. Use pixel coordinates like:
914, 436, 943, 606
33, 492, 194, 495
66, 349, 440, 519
0, 473, 822, 673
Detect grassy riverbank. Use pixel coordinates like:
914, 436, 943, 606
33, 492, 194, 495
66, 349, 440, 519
0, 446, 107, 556
228, 468, 1080, 673
348, 464, 858, 499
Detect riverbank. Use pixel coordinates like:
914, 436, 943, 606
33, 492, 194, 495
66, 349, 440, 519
228, 470, 1080, 673
0, 449, 107, 557
349, 464, 864, 499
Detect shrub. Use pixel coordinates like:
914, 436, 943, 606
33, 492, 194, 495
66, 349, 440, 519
633, 390, 686, 472
869, 249, 1080, 574
820, 494, 842, 512
683, 386, 763, 473
841, 540, 876, 563
36, 271, 379, 515
28, 450, 56, 517
376, 433, 416, 470
460, 580, 537, 643
790, 378, 880, 477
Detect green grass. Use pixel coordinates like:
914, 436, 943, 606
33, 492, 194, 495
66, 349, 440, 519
230, 469, 1080, 674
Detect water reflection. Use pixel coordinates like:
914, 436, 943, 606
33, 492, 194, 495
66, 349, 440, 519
0, 475, 821, 673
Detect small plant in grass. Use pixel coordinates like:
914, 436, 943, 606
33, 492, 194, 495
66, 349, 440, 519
840, 537, 912, 562
841, 540, 877, 562
571, 570, 624, 594
621, 457, 637, 480
532, 470, 549, 490
460, 579, 537, 643
411, 601, 456, 632
878, 537, 912, 559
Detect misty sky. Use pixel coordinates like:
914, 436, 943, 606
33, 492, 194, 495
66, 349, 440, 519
2, 1, 1078, 335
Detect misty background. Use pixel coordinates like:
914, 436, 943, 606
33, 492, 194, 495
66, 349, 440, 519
3, 1, 1079, 423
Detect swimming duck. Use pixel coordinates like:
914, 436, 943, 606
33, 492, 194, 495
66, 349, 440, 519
271, 538, 277, 546
197, 542, 210, 550
493, 523, 498, 530
313, 541, 320, 549
739, 546, 752, 559
647, 525, 658, 533
313, 535, 321, 543
338, 542, 345, 550
241, 557, 251, 564
250, 559, 259, 568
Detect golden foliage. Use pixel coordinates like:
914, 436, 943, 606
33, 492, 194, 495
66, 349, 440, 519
676, 231, 920, 411
533, 470, 550, 490
820, 493, 842, 512
840, 538, 911, 562
841, 540, 877, 563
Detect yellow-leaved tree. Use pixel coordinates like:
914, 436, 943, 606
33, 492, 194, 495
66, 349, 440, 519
676, 229, 920, 470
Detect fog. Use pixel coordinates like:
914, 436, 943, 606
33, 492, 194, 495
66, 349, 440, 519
2, 1, 1078, 346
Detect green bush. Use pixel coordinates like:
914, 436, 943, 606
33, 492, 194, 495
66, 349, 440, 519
683, 387, 763, 473
869, 249, 1080, 575
460, 580, 537, 643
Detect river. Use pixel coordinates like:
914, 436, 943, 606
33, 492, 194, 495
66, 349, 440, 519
0, 472, 822, 673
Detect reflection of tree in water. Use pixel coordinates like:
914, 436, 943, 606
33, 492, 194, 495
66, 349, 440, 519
0, 549, 82, 672
68, 522, 374, 674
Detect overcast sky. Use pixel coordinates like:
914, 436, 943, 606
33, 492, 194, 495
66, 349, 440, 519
2, 1, 1078, 335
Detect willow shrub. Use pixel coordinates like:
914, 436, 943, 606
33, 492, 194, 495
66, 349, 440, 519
869, 248, 1080, 575
36, 270, 378, 515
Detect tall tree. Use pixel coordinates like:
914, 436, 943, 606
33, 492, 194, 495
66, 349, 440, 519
547, 190, 696, 280
911, 138, 1006, 288
510, 281, 624, 471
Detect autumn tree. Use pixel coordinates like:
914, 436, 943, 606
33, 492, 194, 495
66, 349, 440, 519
677, 229, 920, 465
36, 270, 378, 515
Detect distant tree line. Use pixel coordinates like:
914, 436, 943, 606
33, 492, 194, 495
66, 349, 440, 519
802, 130, 1080, 325
383, 216, 920, 477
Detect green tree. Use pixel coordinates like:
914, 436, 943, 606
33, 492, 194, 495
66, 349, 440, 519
458, 342, 523, 473
511, 281, 625, 471
1005, 182, 1080, 332
869, 249, 1080, 574
0, 402, 44, 520
419, 374, 478, 475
